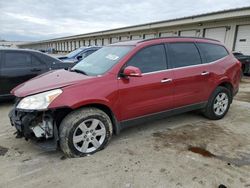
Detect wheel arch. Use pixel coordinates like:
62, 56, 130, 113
82, 103, 120, 135
54, 102, 120, 135
217, 81, 234, 102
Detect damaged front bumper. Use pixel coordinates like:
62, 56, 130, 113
9, 108, 59, 150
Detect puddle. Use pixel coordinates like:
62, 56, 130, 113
188, 146, 250, 167
152, 122, 224, 148
152, 121, 250, 167
0, 146, 8, 156
188, 146, 215, 158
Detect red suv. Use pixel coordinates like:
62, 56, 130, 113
9, 37, 241, 157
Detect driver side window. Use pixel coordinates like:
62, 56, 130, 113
80, 50, 95, 59
126, 44, 167, 73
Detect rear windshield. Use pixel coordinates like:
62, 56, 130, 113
72, 46, 133, 76
197, 43, 229, 63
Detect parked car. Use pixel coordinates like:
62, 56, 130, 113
0, 49, 73, 99
58, 46, 101, 63
46, 47, 56, 54
233, 52, 250, 75
9, 37, 241, 157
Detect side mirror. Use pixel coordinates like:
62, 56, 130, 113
77, 55, 83, 60
122, 66, 142, 77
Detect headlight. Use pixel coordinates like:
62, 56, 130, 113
17, 89, 62, 110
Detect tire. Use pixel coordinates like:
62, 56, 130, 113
59, 107, 113, 157
203, 86, 232, 120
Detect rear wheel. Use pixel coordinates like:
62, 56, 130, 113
59, 107, 113, 157
203, 86, 231, 120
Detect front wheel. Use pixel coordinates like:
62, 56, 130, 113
203, 86, 232, 120
59, 107, 113, 157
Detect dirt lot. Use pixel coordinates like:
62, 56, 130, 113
0, 78, 250, 188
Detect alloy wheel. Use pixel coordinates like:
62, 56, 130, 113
73, 118, 106, 153
213, 92, 229, 116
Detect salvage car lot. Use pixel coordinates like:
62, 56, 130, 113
0, 78, 250, 188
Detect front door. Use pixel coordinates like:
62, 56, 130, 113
0, 51, 46, 95
118, 44, 174, 121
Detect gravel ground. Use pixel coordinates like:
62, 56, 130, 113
0, 77, 250, 188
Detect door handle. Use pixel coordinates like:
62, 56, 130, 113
201, 71, 210, 76
31, 68, 42, 72
161, 78, 173, 83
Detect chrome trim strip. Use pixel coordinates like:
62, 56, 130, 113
141, 56, 228, 75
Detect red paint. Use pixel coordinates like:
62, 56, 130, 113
12, 38, 241, 122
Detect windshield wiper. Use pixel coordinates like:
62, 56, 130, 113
70, 68, 88, 76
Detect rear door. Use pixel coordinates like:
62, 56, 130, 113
1, 51, 34, 95
31, 52, 49, 74
167, 42, 211, 108
118, 44, 174, 120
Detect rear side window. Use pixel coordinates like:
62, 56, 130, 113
4, 52, 31, 68
32, 55, 42, 66
197, 43, 228, 63
168, 43, 201, 68
84, 50, 96, 57
39, 53, 60, 64
126, 44, 167, 73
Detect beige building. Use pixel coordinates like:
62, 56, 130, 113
0, 40, 26, 48
18, 6, 250, 55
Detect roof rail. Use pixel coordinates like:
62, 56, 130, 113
139, 36, 220, 43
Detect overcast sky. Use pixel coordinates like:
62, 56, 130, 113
0, 0, 250, 41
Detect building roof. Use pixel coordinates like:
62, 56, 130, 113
19, 6, 250, 46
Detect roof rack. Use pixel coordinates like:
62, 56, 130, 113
139, 36, 220, 43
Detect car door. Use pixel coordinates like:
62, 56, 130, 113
0, 51, 35, 95
31, 52, 49, 74
118, 44, 174, 121
167, 42, 211, 108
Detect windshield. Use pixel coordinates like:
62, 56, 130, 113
67, 48, 85, 58
72, 46, 133, 76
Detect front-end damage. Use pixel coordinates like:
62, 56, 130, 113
9, 106, 70, 150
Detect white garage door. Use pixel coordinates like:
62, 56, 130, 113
96, 39, 102, 46
72, 41, 76, 50
180, 30, 197, 37
144, 34, 155, 39
235, 25, 250, 55
90, 40, 95, 46
80, 40, 84, 47
75, 41, 79, 49
131, 35, 141, 40
67, 42, 70, 50
103, 38, 109, 45
205, 27, 227, 43
120, 36, 129, 41
160, 32, 174, 37
85, 40, 89, 46
111, 37, 119, 43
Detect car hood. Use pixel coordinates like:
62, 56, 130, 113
12, 69, 91, 97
